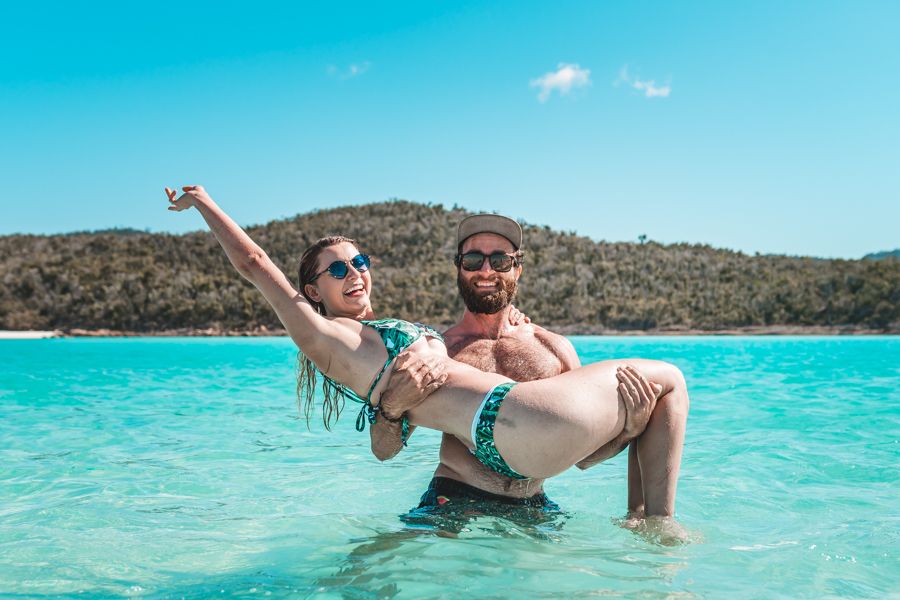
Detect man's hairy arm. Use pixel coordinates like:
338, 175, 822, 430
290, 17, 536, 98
370, 415, 416, 462
369, 351, 447, 461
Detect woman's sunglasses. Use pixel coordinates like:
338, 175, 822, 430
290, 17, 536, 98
454, 251, 522, 273
311, 254, 371, 281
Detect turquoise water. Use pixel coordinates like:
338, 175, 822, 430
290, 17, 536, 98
1, 336, 898, 598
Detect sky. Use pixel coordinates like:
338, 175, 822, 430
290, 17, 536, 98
1, 0, 898, 258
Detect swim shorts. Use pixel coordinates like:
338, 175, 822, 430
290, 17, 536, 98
401, 477, 564, 535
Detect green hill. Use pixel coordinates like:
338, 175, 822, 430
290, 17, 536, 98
864, 249, 900, 261
1, 201, 898, 333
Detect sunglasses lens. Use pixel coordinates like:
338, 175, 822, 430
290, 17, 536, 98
351, 254, 370, 272
489, 254, 514, 272
460, 252, 486, 271
326, 261, 350, 279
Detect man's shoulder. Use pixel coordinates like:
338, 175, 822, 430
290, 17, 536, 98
528, 324, 580, 370
524, 322, 563, 346
441, 322, 474, 350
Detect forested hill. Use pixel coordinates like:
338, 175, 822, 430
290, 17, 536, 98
1, 200, 898, 333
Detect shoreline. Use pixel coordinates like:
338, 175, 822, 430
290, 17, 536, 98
2, 325, 895, 339
0, 330, 62, 339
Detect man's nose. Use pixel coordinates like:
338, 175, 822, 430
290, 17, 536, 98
478, 258, 494, 273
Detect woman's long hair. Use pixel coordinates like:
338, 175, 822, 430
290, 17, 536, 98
296, 235, 360, 430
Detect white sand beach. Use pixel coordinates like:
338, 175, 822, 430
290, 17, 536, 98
0, 330, 60, 339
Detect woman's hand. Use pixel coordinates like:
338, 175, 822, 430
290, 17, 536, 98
378, 351, 449, 420
617, 365, 663, 439
508, 304, 531, 326
165, 185, 212, 212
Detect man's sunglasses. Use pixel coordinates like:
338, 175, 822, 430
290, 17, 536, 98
454, 251, 522, 273
311, 254, 371, 281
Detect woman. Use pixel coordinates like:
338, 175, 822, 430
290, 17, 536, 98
165, 185, 688, 517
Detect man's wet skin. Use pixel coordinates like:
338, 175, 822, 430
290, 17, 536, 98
434, 231, 580, 498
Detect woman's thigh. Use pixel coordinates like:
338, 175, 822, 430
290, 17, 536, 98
498, 358, 683, 472
495, 360, 627, 477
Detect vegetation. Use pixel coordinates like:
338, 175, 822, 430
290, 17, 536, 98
864, 249, 900, 261
1, 201, 898, 332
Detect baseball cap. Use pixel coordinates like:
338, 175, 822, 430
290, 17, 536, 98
457, 214, 523, 250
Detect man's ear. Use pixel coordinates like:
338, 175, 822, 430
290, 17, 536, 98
304, 283, 321, 302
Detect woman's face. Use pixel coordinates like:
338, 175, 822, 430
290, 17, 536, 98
304, 241, 374, 319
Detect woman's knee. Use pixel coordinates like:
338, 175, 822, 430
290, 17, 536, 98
657, 362, 689, 420
618, 358, 690, 418
630, 359, 686, 394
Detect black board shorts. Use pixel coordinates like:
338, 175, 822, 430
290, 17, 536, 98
401, 477, 564, 535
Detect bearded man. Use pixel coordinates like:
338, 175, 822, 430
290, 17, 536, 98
377, 214, 682, 526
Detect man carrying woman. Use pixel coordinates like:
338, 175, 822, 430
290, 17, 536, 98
164, 185, 690, 532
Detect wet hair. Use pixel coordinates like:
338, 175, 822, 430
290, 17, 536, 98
295, 235, 361, 430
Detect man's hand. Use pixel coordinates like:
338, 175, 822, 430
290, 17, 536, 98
378, 351, 449, 420
575, 366, 662, 471
618, 365, 663, 440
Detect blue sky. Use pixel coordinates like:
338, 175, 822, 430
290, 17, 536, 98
2, 0, 897, 258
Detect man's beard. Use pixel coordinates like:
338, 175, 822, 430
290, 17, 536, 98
457, 272, 518, 314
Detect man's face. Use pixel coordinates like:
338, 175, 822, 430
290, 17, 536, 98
456, 232, 521, 314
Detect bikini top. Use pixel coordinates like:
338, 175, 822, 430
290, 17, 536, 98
320, 318, 444, 440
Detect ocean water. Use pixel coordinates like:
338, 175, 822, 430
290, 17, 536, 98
0, 336, 898, 599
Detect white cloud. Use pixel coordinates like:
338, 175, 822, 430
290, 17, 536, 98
530, 63, 591, 102
327, 61, 371, 80
616, 66, 671, 98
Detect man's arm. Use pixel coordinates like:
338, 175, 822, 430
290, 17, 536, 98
370, 415, 416, 462
369, 351, 447, 461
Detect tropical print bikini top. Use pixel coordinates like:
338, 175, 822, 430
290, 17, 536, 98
319, 318, 444, 443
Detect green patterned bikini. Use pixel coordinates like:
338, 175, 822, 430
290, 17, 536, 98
472, 382, 527, 479
320, 318, 528, 479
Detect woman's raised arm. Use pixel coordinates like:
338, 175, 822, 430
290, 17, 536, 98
165, 185, 335, 353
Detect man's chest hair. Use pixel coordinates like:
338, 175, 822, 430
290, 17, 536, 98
448, 332, 564, 381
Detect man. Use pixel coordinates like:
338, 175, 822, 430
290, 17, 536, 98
379, 214, 664, 521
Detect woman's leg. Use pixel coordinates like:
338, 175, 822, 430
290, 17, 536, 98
627, 442, 644, 515
622, 360, 690, 517
407, 357, 688, 501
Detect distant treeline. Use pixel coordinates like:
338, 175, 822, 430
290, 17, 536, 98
1, 201, 898, 332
